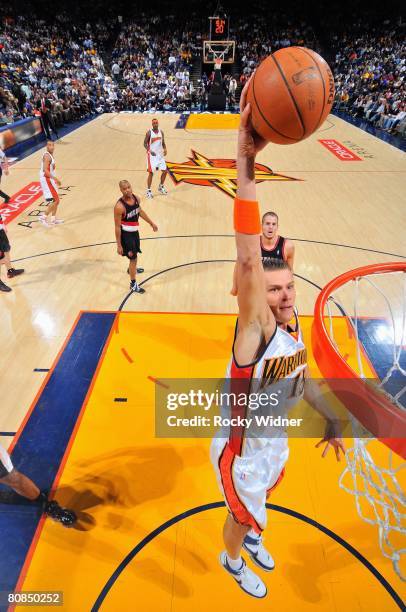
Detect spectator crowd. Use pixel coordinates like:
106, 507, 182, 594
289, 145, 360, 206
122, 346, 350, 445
0, 7, 404, 139
0, 13, 114, 128
332, 21, 405, 136
109, 17, 197, 112
231, 13, 320, 89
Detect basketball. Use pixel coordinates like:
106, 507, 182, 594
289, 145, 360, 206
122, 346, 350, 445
247, 47, 335, 145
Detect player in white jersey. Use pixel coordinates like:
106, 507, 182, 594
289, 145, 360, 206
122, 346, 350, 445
0, 145, 11, 203
39, 140, 63, 227
144, 118, 168, 198
211, 79, 345, 599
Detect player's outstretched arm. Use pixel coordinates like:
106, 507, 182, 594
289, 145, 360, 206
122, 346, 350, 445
303, 368, 345, 461
139, 208, 158, 232
234, 79, 275, 365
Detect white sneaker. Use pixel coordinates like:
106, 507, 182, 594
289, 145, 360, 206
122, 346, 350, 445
219, 552, 267, 598
158, 184, 168, 195
39, 216, 51, 227
146, 189, 153, 199
242, 534, 275, 571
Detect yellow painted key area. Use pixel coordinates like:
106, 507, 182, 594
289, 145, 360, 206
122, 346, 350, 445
19, 313, 403, 611
186, 113, 240, 129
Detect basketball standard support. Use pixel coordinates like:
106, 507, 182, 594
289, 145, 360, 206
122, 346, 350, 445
203, 38, 235, 111
208, 60, 226, 111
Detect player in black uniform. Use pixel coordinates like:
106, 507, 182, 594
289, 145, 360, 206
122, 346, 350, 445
260, 212, 294, 268
114, 180, 158, 293
0, 442, 76, 527
0, 212, 24, 293
231, 211, 295, 296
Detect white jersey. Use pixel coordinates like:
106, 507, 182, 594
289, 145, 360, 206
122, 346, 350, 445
148, 129, 164, 157
40, 152, 56, 179
224, 309, 307, 458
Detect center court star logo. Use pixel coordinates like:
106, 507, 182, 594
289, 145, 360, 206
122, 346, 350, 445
166, 150, 300, 198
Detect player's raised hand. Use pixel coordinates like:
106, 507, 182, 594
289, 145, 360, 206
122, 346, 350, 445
238, 75, 268, 159
316, 420, 346, 461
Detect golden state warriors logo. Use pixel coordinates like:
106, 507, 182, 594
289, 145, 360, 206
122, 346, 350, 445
166, 150, 299, 198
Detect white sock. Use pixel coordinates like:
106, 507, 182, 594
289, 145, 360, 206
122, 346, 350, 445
247, 529, 261, 546
226, 554, 243, 571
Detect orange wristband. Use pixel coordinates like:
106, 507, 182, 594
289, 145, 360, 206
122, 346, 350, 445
234, 198, 261, 234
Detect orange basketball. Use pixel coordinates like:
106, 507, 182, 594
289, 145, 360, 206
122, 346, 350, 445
247, 47, 335, 145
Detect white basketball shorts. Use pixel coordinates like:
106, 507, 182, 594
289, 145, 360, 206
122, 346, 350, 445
40, 176, 58, 201
210, 437, 288, 533
146, 153, 167, 172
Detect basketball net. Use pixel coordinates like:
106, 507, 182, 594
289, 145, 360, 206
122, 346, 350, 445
314, 264, 406, 580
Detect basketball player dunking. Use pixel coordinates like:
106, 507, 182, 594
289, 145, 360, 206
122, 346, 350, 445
114, 180, 158, 293
261, 211, 294, 268
211, 80, 344, 598
144, 118, 168, 198
39, 141, 63, 227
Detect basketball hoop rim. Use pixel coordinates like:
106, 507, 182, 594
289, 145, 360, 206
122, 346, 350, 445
312, 262, 406, 459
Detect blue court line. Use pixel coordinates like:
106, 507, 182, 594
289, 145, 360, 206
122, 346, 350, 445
0, 312, 115, 595
92, 501, 404, 611
356, 319, 406, 408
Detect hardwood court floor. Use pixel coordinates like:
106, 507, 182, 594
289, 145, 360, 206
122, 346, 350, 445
0, 113, 405, 609
1, 113, 405, 432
